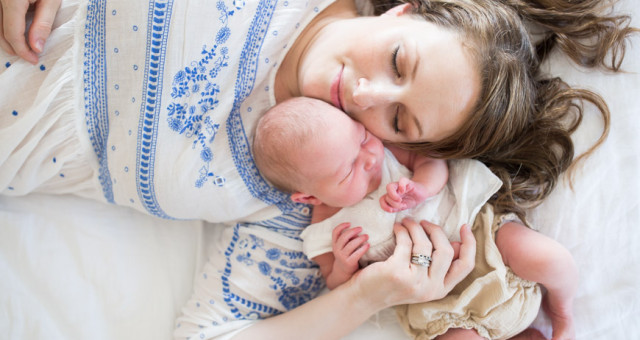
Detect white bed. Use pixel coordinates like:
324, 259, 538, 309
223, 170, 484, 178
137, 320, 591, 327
1, 1, 639, 339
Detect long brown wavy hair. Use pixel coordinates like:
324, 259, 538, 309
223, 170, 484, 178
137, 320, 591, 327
372, 0, 638, 219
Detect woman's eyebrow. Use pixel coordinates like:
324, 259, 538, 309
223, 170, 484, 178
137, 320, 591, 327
411, 113, 424, 138
412, 48, 420, 82
409, 41, 423, 138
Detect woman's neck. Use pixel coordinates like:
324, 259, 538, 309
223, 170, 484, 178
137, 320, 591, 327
274, 0, 358, 103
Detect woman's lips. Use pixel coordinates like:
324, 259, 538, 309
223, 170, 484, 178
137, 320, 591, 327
331, 65, 344, 111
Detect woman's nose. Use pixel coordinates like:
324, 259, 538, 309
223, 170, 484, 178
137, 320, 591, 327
352, 78, 397, 110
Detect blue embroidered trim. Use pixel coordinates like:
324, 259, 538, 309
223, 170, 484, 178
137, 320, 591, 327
225, 0, 302, 214
221, 224, 323, 320
83, 0, 114, 203
135, 0, 175, 219
254, 211, 313, 241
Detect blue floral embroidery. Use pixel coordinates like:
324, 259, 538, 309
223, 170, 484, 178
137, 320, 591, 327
167, 0, 236, 188
222, 223, 324, 319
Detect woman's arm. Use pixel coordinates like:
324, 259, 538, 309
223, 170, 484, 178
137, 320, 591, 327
232, 218, 476, 340
0, 0, 61, 64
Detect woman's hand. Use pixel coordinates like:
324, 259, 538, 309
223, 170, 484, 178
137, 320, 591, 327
0, 0, 61, 64
233, 219, 475, 340
350, 217, 476, 310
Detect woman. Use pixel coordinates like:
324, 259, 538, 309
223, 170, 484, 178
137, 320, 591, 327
0, 0, 635, 338
0, 0, 478, 338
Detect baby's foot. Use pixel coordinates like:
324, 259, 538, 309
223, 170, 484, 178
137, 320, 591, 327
543, 296, 575, 340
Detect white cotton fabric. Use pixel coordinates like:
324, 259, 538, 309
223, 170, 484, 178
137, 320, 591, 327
0, 0, 99, 199
300, 149, 503, 264
0, 0, 337, 224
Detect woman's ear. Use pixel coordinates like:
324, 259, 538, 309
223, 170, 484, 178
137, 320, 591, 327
291, 192, 323, 205
383, 3, 413, 17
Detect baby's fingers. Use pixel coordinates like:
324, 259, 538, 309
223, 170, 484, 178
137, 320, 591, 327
345, 238, 370, 263
343, 234, 369, 255
397, 177, 412, 194
331, 223, 351, 242
385, 182, 401, 200
333, 225, 363, 250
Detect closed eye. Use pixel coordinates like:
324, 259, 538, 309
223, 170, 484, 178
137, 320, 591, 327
391, 45, 401, 78
341, 163, 355, 184
393, 106, 400, 134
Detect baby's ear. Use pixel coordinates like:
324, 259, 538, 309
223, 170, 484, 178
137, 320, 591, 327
383, 3, 413, 17
291, 192, 323, 205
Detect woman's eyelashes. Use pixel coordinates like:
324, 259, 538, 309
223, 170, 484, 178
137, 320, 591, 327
391, 45, 401, 78
391, 44, 402, 134
393, 109, 400, 134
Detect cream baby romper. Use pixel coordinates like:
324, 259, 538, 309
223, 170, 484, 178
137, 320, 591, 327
395, 205, 542, 339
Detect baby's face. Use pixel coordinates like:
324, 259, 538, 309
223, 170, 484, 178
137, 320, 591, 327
294, 106, 385, 208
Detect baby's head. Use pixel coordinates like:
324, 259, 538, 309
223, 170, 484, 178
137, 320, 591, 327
253, 97, 385, 208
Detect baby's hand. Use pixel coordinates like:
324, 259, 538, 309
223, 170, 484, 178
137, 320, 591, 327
380, 177, 429, 212
331, 223, 369, 277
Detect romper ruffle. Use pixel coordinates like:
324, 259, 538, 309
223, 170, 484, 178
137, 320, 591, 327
0, 0, 101, 200
395, 204, 542, 340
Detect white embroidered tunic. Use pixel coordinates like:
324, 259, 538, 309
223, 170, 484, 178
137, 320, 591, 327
1, 0, 339, 228
0, 1, 340, 339
84, 0, 327, 225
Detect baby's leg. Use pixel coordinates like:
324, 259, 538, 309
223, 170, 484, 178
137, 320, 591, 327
496, 222, 577, 340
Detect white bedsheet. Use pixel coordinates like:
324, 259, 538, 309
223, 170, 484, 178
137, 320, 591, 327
1, 1, 639, 338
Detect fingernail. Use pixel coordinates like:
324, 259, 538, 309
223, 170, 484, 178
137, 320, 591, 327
34, 39, 45, 53
28, 54, 39, 65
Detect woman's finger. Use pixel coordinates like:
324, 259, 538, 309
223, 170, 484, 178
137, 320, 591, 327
28, 0, 60, 53
0, 4, 17, 55
402, 217, 433, 266
389, 222, 412, 264
450, 241, 461, 260
444, 224, 476, 290
2, 0, 37, 63
420, 220, 454, 280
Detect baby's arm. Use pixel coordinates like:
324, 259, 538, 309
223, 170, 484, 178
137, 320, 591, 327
496, 222, 577, 340
381, 146, 448, 212
313, 223, 369, 290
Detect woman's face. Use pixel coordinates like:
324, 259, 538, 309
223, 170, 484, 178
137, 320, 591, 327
297, 5, 481, 144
